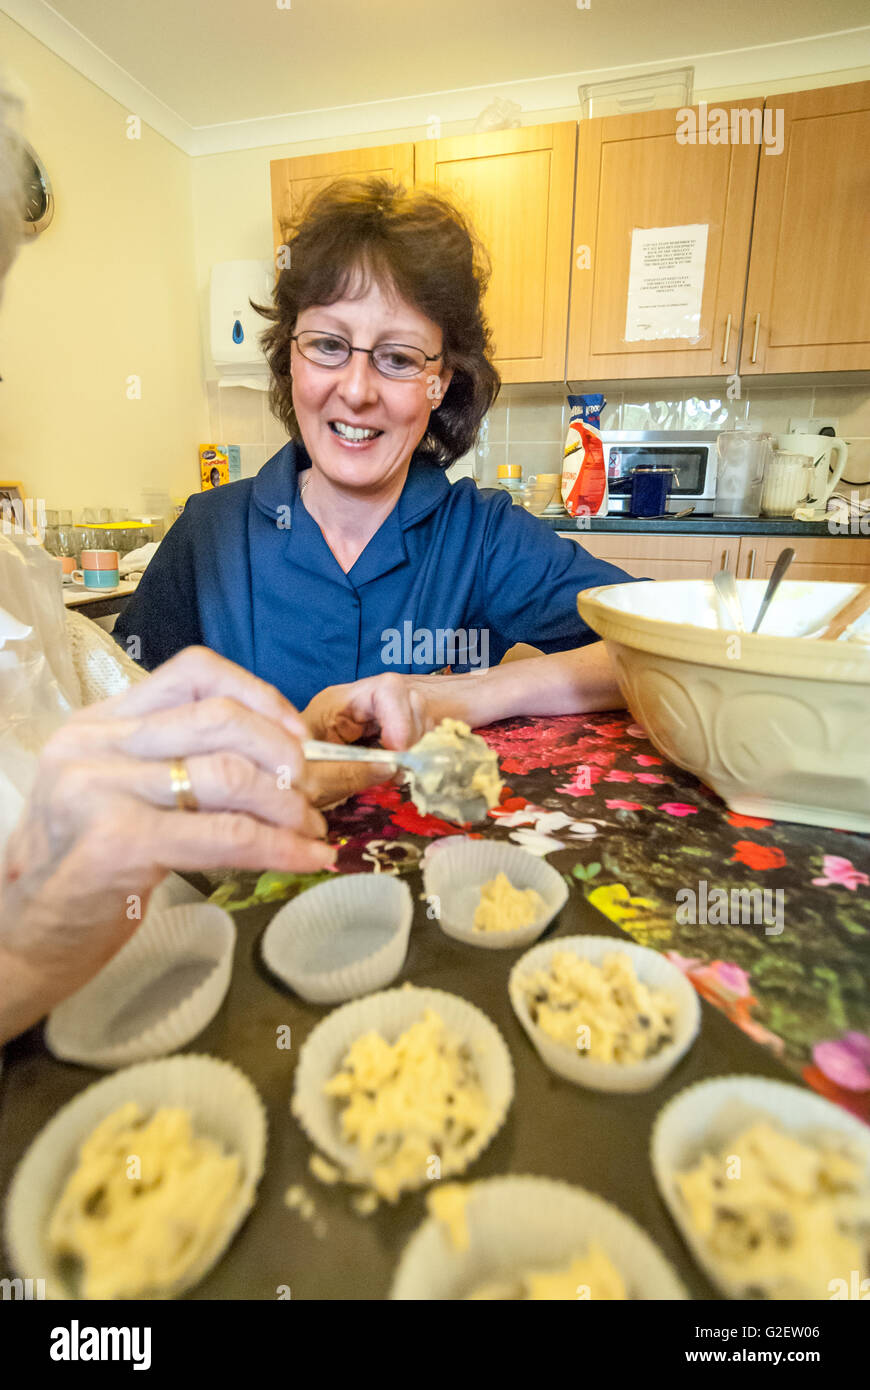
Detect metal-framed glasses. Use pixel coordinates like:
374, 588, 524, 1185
290, 331, 442, 380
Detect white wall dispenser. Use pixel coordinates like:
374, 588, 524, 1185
210, 260, 274, 391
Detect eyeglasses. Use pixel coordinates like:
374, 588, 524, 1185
290, 330, 442, 380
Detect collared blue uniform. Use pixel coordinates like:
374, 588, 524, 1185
114, 442, 635, 708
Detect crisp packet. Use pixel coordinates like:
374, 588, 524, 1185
560, 395, 608, 518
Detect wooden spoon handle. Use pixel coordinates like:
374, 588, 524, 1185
818, 584, 870, 641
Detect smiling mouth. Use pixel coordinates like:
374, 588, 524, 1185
328, 420, 384, 442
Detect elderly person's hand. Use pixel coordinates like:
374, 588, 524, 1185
0, 647, 335, 1043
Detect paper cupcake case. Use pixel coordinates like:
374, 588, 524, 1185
261, 874, 413, 1004
422, 839, 569, 950
292, 986, 515, 1192
508, 935, 701, 1093
146, 869, 206, 914
390, 1175, 688, 1299
4, 1054, 267, 1300
45, 902, 236, 1069
651, 1074, 870, 1300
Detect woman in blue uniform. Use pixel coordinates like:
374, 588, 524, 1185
115, 178, 635, 769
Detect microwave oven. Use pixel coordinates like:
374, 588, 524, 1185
602, 431, 720, 514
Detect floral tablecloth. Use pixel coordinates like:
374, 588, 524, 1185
210, 712, 870, 1123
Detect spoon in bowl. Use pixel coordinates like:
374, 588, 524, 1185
712, 569, 745, 632
751, 547, 795, 633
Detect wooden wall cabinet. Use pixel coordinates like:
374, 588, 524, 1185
415, 123, 577, 382
269, 143, 415, 263
267, 80, 870, 383
740, 82, 870, 374
566, 104, 761, 381
269, 125, 576, 383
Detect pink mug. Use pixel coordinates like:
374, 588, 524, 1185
72, 548, 119, 590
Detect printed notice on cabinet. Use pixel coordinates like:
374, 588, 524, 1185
624, 224, 708, 342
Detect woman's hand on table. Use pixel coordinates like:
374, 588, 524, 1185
0, 646, 335, 1042
301, 667, 506, 771
300, 647, 625, 810
303, 672, 440, 749
302, 673, 441, 807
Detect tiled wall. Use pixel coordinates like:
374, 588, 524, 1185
459, 383, 870, 491
207, 379, 870, 493
205, 382, 289, 479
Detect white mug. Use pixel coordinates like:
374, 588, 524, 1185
775, 433, 848, 504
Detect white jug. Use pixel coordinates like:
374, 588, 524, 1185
775, 433, 848, 504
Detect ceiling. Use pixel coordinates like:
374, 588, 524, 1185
5, 0, 870, 150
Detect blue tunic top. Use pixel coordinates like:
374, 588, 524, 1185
113, 442, 635, 709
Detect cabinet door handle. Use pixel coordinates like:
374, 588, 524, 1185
750, 313, 761, 364
747, 547, 757, 579
720, 549, 730, 572
721, 313, 732, 364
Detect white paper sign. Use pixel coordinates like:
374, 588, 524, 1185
624, 224, 708, 342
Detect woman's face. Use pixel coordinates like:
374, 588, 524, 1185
290, 277, 453, 495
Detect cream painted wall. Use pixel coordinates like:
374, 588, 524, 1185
0, 13, 208, 515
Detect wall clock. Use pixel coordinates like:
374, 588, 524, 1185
22, 143, 54, 237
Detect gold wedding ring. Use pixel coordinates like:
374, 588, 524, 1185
169, 757, 198, 811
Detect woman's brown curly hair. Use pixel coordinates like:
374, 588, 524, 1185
257, 177, 501, 467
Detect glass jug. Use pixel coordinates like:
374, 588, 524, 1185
713, 431, 773, 518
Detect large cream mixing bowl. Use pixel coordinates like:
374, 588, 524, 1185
577, 579, 870, 831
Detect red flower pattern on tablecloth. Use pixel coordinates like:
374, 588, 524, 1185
555, 747, 631, 797
317, 710, 870, 1122
731, 841, 787, 870
727, 811, 774, 829
587, 750, 621, 767
811, 855, 870, 892
490, 788, 528, 815
813, 1032, 870, 1091
356, 783, 403, 811
555, 766, 604, 796
391, 803, 466, 837
667, 953, 750, 1000
802, 1065, 870, 1124
593, 721, 633, 740
479, 717, 634, 776
355, 774, 479, 837
666, 954, 785, 1055
488, 799, 546, 824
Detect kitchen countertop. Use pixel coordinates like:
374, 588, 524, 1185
62, 577, 139, 622
62, 577, 140, 607
539, 513, 841, 536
